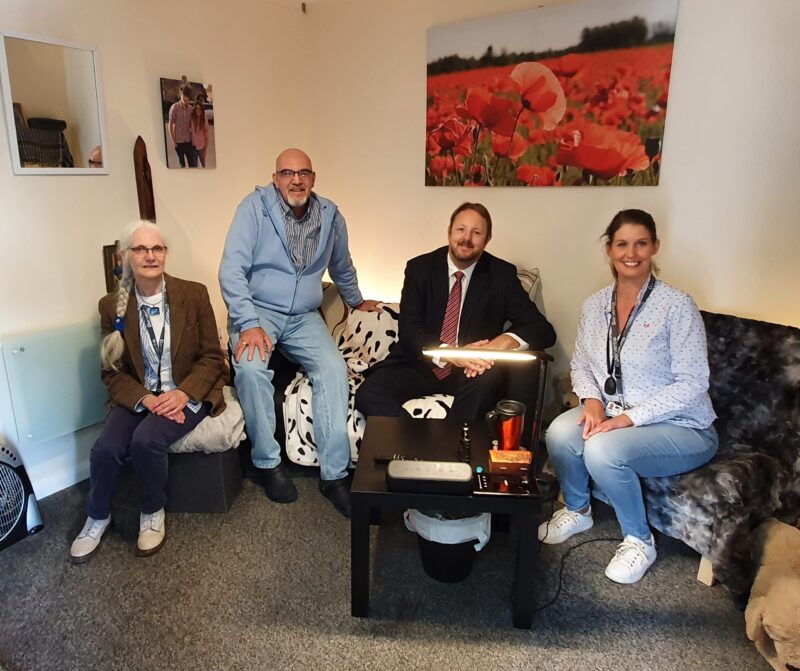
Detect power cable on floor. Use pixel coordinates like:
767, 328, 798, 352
532, 497, 622, 612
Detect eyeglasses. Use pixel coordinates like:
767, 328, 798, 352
276, 169, 314, 180
128, 245, 167, 257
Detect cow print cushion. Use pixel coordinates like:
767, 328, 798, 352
282, 303, 454, 466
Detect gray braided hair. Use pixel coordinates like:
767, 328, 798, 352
100, 221, 167, 371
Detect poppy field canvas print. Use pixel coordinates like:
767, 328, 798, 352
426, 0, 679, 187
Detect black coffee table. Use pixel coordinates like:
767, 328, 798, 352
350, 416, 543, 629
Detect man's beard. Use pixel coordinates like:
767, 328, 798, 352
287, 193, 309, 208
452, 242, 477, 261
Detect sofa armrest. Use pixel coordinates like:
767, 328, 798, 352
666, 452, 787, 604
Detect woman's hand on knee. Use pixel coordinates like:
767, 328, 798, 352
149, 390, 189, 417
584, 413, 633, 439
578, 399, 606, 439
164, 409, 186, 424
141, 394, 160, 412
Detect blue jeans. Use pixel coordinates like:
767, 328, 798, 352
546, 406, 718, 540
230, 307, 350, 481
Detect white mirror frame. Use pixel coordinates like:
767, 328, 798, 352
0, 31, 109, 175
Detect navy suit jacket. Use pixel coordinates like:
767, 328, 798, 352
379, 247, 556, 369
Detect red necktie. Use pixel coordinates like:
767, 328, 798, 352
433, 270, 464, 380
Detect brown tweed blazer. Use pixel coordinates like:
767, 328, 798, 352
99, 274, 226, 416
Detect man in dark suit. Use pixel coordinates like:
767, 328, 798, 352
355, 202, 556, 446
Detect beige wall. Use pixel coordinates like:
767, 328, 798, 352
0, 0, 312, 496
2, 0, 799, 497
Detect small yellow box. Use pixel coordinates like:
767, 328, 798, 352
488, 449, 532, 476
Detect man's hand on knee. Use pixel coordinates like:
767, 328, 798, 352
456, 360, 494, 378
450, 339, 494, 378
235, 326, 273, 363
461, 359, 495, 377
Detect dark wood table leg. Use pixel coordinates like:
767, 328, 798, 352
511, 511, 539, 629
351, 499, 371, 617
368, 507, 382, 526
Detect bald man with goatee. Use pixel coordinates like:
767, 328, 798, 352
220, 148, 380, 517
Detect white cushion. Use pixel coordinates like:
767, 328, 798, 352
169, 386, 246, 454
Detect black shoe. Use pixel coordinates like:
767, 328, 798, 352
259, 463, 298, 503
319, 478, 351, 518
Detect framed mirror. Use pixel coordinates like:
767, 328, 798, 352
0, 31, 108, 174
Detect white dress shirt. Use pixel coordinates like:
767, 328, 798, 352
433, 255, 527, 366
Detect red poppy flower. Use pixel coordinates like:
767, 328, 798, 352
509, 62, 566, 131
427, 155, 450, 179
462, 88, 516, 137
492, 132, 527, 160
429, 118, 473, 156
549, 53, 583, 78
517, 164, 557, 186
556, 120, 649, 180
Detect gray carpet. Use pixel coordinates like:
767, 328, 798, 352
0, 469, 768, 671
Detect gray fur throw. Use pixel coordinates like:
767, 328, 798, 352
604, 311, 800, 606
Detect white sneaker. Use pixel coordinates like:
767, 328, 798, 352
605, 534, 657, 584
537, 507, 593, 544
70, 516, 111, 563
137, 508, 166, 557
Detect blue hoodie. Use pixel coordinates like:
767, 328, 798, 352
219, 184, 363, 332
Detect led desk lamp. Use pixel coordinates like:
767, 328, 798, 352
421, 346, 554, 455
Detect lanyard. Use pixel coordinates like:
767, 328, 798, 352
604, 274, 656, 397
139, 289, 168, 394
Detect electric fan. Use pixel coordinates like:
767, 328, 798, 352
0, 443, 43, 551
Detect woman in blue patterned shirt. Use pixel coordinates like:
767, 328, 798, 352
539, 209, 718, 584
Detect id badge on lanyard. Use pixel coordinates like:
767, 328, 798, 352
604, 275, 656, 410
140, 300, 167, 394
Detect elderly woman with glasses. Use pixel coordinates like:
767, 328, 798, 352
70, 221, 226, 562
